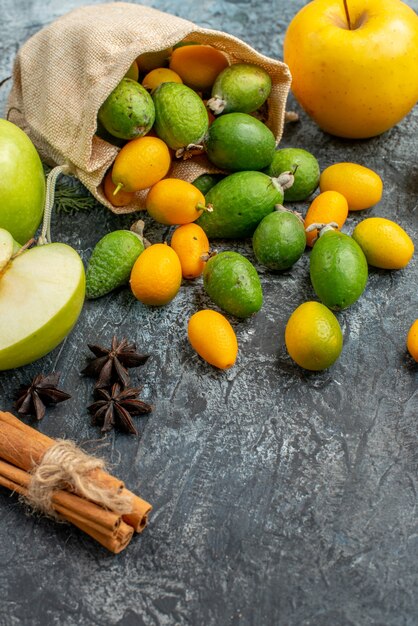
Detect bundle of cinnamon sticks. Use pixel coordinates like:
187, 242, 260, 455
0, 411, 151, 553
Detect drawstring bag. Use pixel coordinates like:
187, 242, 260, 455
6, 2, 291, 215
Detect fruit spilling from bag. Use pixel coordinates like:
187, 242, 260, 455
96, 44, 278, 208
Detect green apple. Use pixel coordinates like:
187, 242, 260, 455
0, 237, 85, 370
0, 119, 46, 244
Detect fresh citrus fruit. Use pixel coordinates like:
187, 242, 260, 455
264, 148, 320, 201
407, 319, 418, 362
146, 178, 208, 225
170, 223, 209, 279
129, 243, 182, 306
304, 191, 348, 247
352, 217, 414, 269
103, 170, 135, 207
285, 301, 343, 371
252, 209, 306, 270
310, 229, 368, 310
188, 309, 238, 369
203, 251, 263, 318
111, 136, 171, 193
142, 68, 183, 92
169, 44, 229, 91
320, 162, 383, 211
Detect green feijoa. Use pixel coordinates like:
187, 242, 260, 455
310, 229, 368, 311
196, 170, 292, 239
264, 148, 320, 201
203, 251, 263, 318
204, 112, 276, 171
95, 120, 127, 148
252, 208, 306, 270
207, 63, 272, 115
86, 230, 145, 299
191, 173, 225, 195
152, 82, 208, 150
98, 79, 155, 140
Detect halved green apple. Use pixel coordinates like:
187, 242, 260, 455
0, 238, 85, 370
0, 229, 14, 272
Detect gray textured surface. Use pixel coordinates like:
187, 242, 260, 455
0, 1, 418, 625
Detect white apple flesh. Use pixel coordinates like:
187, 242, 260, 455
0, 243, 85, 370
0, 229, 14, 272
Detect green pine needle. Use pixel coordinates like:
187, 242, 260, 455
53, 186, 99, 215
43, 165, 101, 215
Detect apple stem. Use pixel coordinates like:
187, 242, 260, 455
38, 164, 71, 245
343, 0, 352, 29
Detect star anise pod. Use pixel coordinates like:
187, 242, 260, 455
81, 336, 149, 388
88, 383, 152, 435
14, 372, 71, 421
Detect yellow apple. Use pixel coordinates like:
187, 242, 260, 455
283, 0, 418, 138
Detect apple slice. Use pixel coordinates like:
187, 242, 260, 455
0, 228, 14, 272
0, 242, 85, 370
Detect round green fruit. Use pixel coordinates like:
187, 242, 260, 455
203, 251, 263, 318
0, 119, 46, 245
152, 82, 208, 150
310, 229, 368, 310
98, 78, 155, 140
86, 230, 145, 299
208, 63, 272, 115
252, 209, 306, 270
197, 171, 285, 239
95, 120, 127, 147
264, 148, 320, 201
191, 173, 225, 196
204, 112, 276, 171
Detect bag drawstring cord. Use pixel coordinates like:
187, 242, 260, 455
38, 164, 71, 245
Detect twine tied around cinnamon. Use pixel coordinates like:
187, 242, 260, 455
23, 439, 133, 519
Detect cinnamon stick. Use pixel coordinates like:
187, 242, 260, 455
0, 459, 122, 533
0, 411, 151, 552
0, 412, 151, 531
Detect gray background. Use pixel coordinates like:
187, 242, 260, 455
0, 1, 417, 625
